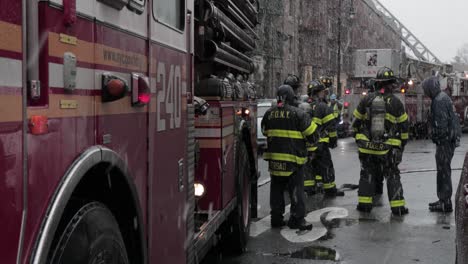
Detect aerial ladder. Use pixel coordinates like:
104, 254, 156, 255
358, 0, 452, 82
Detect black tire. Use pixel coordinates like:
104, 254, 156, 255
49, 202, 129, 264
224, 136, 252, 254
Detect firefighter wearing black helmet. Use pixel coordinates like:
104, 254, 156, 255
321, 77, 339, 186
352, 67, 409, 216
284, 74, 301, 92
303, 80, 343, 197
261, 85, 318, 230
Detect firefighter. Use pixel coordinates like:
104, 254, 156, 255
304, 80, 343, 197
320, 78, 340, 195
329, 94, 342, 120
261, 85, 318, 230
353, 67, 409, 216
284, 74, 301, 93
363, 79, 385, 205
284, 74, 302, 106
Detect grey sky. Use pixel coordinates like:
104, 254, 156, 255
378, 0, 468, 63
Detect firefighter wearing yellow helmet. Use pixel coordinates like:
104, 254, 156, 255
352, 67, 409, 216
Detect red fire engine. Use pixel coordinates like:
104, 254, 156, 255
0, 0, 259, 263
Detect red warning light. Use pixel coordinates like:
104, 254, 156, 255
344, 102, 349, 108
345, 89, 350, 95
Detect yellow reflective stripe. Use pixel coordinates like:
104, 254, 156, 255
266, 129, 303, 139
302, 122, 318, 137
323, 182, 336, 189
315, 175, 323, 180
319, 137, 330, 143
329, 131, 337, 137
355, 133, 370, 141
359, 196, 373, 204
397, 113, 408, 123
385, 138, 402, 147
353, 109, 366, 120
313, 117, 322, 125
385, 113, 397, 123
270, 170, 293, 176
390, 200, 406, 208
304, 180, 315, 186
308, 146, 318, 151
401, 133, 409, 140
322, 113, 335, 124
358, 148, 389, 155
263, 153, 307, 165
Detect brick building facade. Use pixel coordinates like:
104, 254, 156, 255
253, 0, 402, 97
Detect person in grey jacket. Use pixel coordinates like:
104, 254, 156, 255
422, 76, 462, 213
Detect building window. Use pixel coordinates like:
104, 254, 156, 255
153, 0, 185, 30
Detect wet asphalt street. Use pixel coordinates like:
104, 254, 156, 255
208, 135, 468, 264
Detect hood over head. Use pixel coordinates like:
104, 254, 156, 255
421, 76, 441, 99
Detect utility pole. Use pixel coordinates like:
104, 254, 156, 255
336, 0, 342, 97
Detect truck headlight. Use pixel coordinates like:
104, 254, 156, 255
194, 183, 205, 197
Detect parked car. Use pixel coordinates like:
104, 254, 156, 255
257, 100, 274, 153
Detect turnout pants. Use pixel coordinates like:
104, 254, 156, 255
357, 152, 406, 209
435, 143, 455, 202
304, 145, 336, 191
359, 153, 384, 195
271, 165, 306, 222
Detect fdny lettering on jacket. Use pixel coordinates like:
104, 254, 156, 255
365, 142, 385, 151
269, 161, 288, 171
268, 110, 291, 120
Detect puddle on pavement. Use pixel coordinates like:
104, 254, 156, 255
318, 231, 335, 241
326, 217, 379, 228
266, 246, 340, 261
288, 246, 340, 261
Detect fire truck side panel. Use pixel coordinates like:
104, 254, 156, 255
195, 103, 224, 210
23, 3, 150, 262
0, 0, 23, 262
149, 40, 189, 264
221, 105, 236, 208
22, 4, 96, 261
453, 96, 468, 129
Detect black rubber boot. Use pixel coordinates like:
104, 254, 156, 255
324, 187, 345, 197
287, 218, 313, 231
391, 207, 409, 216
373, 194, 384, 206
356, 204, 372, 213
429, 201, 453, 213
428, 200, 439, 207
271, 219, 286, 228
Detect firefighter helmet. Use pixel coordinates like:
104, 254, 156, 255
319, 76, 333, 88
375, 67, 397, 83
284, 75, 301, 90
276, 85, 296, 105
307, 80, 326, 96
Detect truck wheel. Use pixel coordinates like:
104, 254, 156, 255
224, 138, 251, 254
49, 202, 129, 264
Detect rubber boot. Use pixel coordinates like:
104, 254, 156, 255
391, 206, 409, 216
287, 218, 313, 231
